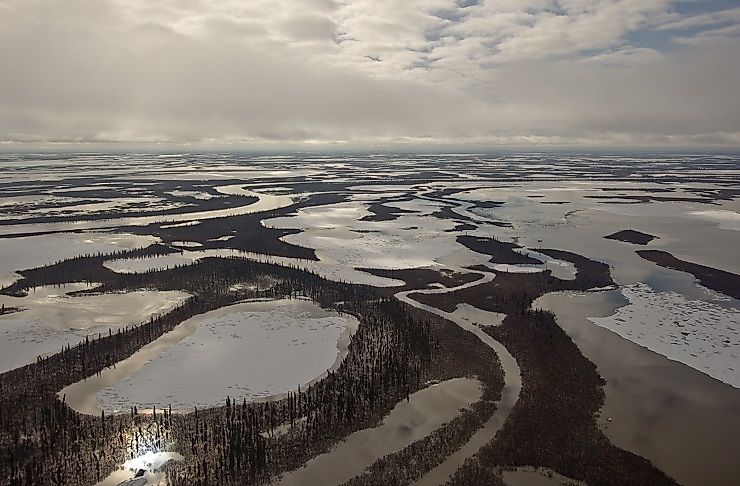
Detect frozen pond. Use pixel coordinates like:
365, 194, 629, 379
104, 254, 195, 273
0, 284, 189, 373
274, 378, 481, 486
269, 204, 462, 269
0, 232, 158, 288
61, 299, 359, 413
460, 184, 740, 279
266, 201, 496, 274
448, 304, 506, 328
687, 210, 740, 231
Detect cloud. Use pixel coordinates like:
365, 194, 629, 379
656, 6, 740, 31
673, 23, 740, 46
0, 0, 739, 149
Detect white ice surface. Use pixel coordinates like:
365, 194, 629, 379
0, 232, 158, 288
94, 299, 358, 411
170, 240, 203, 248
266, 201, 492, 273
0, 189, 292, 236
449, 304, 506, 327
104, 249, 403, 287
590, 283, 740, 388
104, 254, 195, 273
167, 189, 220, 199
0, 285, 189, 373
489, 263, 544, 273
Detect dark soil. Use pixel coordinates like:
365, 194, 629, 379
359, 268, 484, 292
457, 236, 541, 265
360, 203, 417, 222
605, 229, 658, 245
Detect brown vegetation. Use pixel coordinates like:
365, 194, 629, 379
402, 249, 676, 485
0, 248, 504, 486
457, 235, 541, 265
637, 249, 740, 299
604, 229, 657, 245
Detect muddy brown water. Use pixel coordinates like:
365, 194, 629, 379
272, 378, 482, 486
535, 290, 740, 486
397, 274, 522, 486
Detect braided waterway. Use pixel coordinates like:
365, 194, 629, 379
266, 271, 520, 486
0, 188, 293, 237
272, 377, 483, 486
395, 272, 522, 486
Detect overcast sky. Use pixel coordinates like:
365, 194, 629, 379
1, 0, 739, 150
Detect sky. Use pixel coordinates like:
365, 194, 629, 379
1, 0, 739, 150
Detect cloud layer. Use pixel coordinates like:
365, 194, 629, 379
1, 0, 739, 149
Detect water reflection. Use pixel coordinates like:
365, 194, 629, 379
273, 378, 481, 486
535, 290, 740, 486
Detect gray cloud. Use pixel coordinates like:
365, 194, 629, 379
1, 0, 739, 149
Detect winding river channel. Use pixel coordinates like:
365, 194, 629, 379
395, 273, 522, 486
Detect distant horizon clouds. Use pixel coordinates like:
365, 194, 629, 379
1, 0, 739, 150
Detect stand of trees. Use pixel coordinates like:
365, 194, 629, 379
0, 254, 433, 486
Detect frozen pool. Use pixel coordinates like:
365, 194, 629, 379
0, 284, 189, 373
0, 232, 158, 288
61, 298, 359, 413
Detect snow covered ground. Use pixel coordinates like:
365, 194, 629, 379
448, 304, 506, 328
590, 283, 740, 388
266, 200, 494, 276
0, 189, 293, 237
687, 210, 740, 231
104, 254, 195, 273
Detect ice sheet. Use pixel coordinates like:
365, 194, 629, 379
591, 283, 740, 387
73, 299, 359, 412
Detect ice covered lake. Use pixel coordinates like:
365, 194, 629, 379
0, 232, 158, 288
61, 298, 359, 413
0, 284, 189, 373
